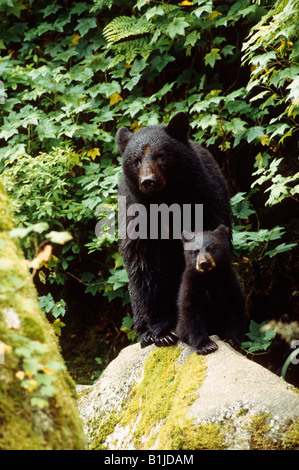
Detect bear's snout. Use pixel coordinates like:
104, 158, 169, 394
140, 174, 158, 192
139, 160, 166, 194
196, 252, 215, 272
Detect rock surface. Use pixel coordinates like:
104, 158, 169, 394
77, 338, 299, 450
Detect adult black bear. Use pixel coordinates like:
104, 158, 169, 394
116, 112, 232, 348
176, 225, 246, 355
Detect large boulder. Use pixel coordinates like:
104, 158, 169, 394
77, 339, 299, 450
0, 180, 86, 450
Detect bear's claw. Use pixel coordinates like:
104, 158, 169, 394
140, 332, 155, 348
222, 337, 241, 351
195, 338, 218, 355
154, 331, 178, 348
140, 331, 178, 348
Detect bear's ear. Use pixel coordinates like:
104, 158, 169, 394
166, 112, 189, 141
215, 224, 230, 237
116, 127, 133, 154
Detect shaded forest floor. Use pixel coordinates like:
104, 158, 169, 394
60, 298, 131, 385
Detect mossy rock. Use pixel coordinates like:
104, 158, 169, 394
77, 340, 299, 450
0, 179, 86, 450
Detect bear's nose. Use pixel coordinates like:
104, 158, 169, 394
199, 260, 209, 270
140, 175, 156, 192
196, 256, 214, 272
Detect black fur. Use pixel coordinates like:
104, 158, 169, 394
116, 112, 232, 348
176, 225, 246, 355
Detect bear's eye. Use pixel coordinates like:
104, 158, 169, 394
133, 158, 141, 167
155, 154, 166, 163
208, 245, 216, 254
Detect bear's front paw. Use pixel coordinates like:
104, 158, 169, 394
154, 331, 178, 348
195, 338, 218, 355
140, 332, 155, 348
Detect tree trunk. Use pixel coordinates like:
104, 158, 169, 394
0, 179, 86, 450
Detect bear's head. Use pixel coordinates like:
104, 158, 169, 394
116, 112, 189, 195
181, 225, 231, 273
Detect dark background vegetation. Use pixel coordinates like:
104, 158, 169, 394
0, 0, 298, 384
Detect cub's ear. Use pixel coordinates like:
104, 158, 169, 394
181, 229, 195, 244
166, 112, 189, 141
116, 127, 133, 154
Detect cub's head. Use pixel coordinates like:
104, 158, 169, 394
116, 112, 189, 195
181, 225, 231, 273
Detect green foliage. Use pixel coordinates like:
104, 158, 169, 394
11, 333, 67, 409
242, 320, 276, 353
38, 293, 66, 336
0, 0, 298, 349
252, 158, 299, 207
242, 0, 299, 202
39, 293, 66, 319
120, 313, 137, 342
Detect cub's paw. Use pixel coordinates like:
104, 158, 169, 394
154, 331, 178, 348
140, 332, 154, 348
222, 337, 241, 351
195, 338, 218, 355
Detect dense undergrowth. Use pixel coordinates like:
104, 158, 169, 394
0, 0, 298, 383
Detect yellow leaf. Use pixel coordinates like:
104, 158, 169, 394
71, 34, 81, 46
38, 270, 47, 284
16, 371, 25, 381
209, 10, 222, 20
0, 342, 12, 356
256, 153, 264, 169
43, 366, 54, 374
179, 1, 193, 5
109, 92, 123, 106
288, 97, 299, 117
87, 148, 101, 160
29, 245, 53, 270
258, 134, 270, 146
102, 203, 113, 210
25, 370, 34, 378
23, 379, 38, 392
130, 120, 142, 132
36, 245, 52, 263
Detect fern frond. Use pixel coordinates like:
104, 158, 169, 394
103, 16, 155, 45
91, 0, 114, 13
109, 38, 154, 65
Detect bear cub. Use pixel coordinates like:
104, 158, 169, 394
176, 224, 246, 355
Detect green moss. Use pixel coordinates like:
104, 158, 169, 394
248, 413, 277, 450
90, 413, 122, 450
94, 346, 226, 450
282, 419, 299, 450
0, 181, 14, 231
248, 413, 299, 450
21, 317, 45, 341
